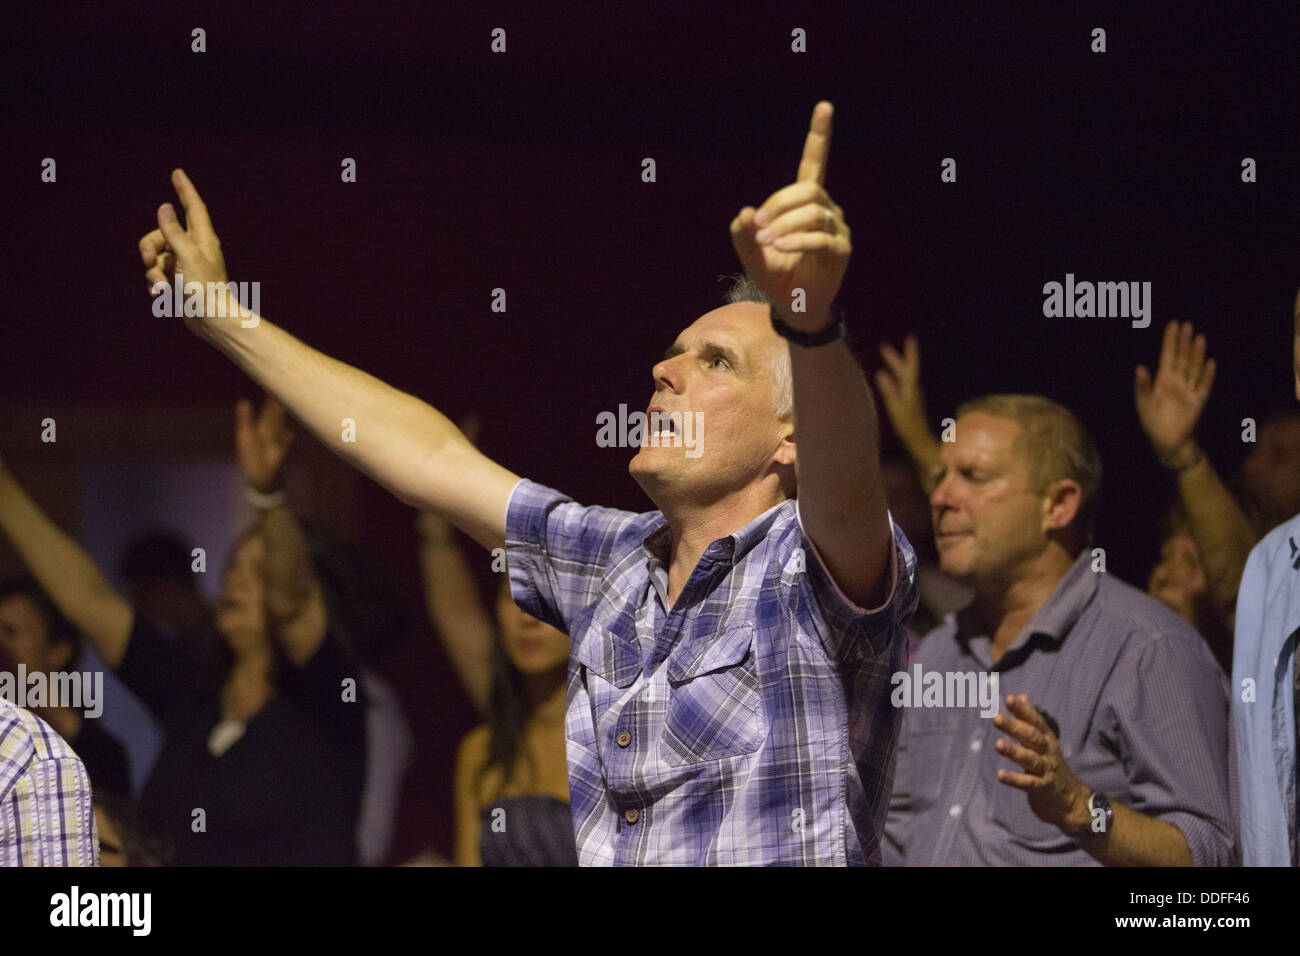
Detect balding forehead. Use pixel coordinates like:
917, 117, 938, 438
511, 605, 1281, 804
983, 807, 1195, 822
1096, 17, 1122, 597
943, 412, 1025, 463
684, 301, 772, 338
956, 411, 1023, 443
673, 303, 780, 361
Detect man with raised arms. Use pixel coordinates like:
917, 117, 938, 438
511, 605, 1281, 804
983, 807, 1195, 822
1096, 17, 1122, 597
137, 102, 918, 865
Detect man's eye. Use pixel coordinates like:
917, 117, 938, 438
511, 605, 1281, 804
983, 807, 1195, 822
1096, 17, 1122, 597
710, 356, 729, 369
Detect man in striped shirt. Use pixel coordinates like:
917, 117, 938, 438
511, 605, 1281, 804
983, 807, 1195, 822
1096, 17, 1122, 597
884, 395, 1235, 866
137, 101, 918, 863
1, 696, 100, 866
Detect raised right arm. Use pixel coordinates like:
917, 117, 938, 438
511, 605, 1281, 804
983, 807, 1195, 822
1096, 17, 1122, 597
139, 169, 520, 553
874, 335, 942, 496
417, 511, 495, 716
1135, 320, 1255, 625
0, 458, 133, 669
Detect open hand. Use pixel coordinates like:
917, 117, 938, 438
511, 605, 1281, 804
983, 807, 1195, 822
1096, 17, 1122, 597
994, 693, 1090, 834
875, 335, 931, 444
1134, 321, 1216, 461
236, 396, 293, 494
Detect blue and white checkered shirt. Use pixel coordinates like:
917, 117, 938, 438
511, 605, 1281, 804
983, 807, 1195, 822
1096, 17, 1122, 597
505, 478, 918, 865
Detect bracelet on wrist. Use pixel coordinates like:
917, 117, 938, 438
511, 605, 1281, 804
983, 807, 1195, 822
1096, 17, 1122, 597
1158, 444, 1203, 472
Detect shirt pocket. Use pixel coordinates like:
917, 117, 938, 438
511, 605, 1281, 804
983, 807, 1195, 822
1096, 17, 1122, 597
662, 624, 767, 766
891, 708, 966, 811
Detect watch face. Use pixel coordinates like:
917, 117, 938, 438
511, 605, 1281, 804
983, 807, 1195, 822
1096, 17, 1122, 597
1086, 791, 1113, 835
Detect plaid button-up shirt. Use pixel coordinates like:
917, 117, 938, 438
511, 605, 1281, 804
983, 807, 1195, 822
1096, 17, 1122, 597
0, 698, 99, 866
506, 478, 918, 865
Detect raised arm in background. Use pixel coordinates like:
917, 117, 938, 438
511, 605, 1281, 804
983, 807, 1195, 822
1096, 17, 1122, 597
1135, 320, 1256, 628
0, 456, 133, 669
414, 415, 494, 714
235, 395, 329, 666
418, 511, 494, 715
874, 334, 943, 495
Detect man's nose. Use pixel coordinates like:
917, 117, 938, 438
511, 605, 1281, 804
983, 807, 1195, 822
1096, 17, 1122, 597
652, 355, 684, 393
930, 473, 956, 509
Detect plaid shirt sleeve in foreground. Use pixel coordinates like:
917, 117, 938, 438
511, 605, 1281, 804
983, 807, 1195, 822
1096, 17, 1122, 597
505, 479, 647, 634
796, 500, 920, 662
0, 701, 99, 867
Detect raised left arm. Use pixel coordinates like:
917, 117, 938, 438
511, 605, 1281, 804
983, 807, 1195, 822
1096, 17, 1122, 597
730, 101, 892, 607
236, 396, 328, 666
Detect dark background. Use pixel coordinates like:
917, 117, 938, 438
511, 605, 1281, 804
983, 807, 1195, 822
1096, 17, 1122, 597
1, 1, 1296, 861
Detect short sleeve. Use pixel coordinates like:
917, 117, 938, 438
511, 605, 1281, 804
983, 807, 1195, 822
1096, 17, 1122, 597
795, 503, 920, 660
505, 478, 646, 634
20, 756, 99, 866
0, 708, 99, 866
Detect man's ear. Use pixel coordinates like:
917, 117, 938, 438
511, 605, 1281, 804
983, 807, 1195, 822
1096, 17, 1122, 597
775, 424, 796, 467
774, 426, 798, 498
1042, 478, 1082, 534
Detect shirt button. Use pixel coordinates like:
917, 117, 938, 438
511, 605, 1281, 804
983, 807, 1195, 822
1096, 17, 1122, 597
625, 808, 640, 824
616, 731, 631, 748
949, 804, 962, 818
969, 739, 982, 752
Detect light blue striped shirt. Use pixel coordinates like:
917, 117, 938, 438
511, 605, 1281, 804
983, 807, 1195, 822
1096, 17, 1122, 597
1233, 512, 1300, 866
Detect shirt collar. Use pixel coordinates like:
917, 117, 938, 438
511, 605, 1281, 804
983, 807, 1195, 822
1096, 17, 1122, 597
641, 498, 790, 572
955, 549, 1098, 663
1020, 549, 1099, 643
579, 499, 793, 689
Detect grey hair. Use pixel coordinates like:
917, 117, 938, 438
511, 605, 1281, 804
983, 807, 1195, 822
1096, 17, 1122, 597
723, 273, 771, 307
721, 274, 793, 420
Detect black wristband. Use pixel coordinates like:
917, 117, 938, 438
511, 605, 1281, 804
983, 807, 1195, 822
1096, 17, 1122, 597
770, 302, 847, 347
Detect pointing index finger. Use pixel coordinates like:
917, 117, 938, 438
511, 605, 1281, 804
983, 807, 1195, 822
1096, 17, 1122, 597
171, 168, 215, 237
796, 101, 834, 186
